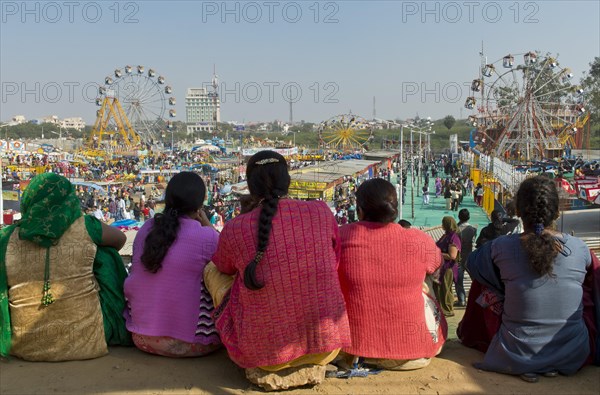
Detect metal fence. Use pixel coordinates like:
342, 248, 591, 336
462, 151, 527, 195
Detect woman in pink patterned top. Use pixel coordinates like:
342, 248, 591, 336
206, 150, 350, 390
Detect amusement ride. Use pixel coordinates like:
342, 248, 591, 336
466, 51, 589, 160
88, 65, 176, 152
318, 114, 374, 151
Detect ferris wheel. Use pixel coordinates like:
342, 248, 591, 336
466, 51, 586, 160
318, 114, 374, 151
95, 65, 176, 145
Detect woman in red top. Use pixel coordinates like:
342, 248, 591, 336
205, 150, 350, 390
338, 178, 447, 370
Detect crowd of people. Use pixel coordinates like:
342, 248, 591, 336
0, 150, 598, 391
3, 149, 247, 231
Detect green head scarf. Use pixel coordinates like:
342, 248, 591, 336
18, 173, 82, 247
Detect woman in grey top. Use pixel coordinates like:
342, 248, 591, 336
467, 176, 593, 382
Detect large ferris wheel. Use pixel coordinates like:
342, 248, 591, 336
466, 51, 587, 160
318, 114, 374, 151
89, 65, 176, 149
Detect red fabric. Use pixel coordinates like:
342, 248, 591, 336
456, 280, 501, 353
212, 199, 351, 368
338, 222, 446, 359
582, 250, 599, 366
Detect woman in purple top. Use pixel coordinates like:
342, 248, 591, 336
124, 172, 221, 357
435, 216, 462, 317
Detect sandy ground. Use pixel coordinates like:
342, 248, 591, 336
1, 310, 598, 395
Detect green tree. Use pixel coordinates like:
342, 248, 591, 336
492, 52, 573, 110
581, 57, 600, 123
443, 115, 456, 130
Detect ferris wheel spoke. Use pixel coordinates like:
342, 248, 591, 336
142, 97, 165, 105
124, 104, 137, 123
138, 81, 161, 103
120, 77, 143, 103
329, 135, 344, 147
349, 136, 365, 146
137, 88, 159, 104
330, 124, 342, 133
141, 106, 163, 124
535, 85, 573, 101
137, 75, 153, 100
494, 70, 513, 89
530, 56, 553, 88
539, 107, 569, 123
141, 102, 165, 117
129, 105, 144, 125
531, 69, 564, 96
353, 132, 368, 141
144, 104, 164, 126
135, 111, 156, 139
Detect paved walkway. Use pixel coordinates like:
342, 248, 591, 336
397, 173, 490, 231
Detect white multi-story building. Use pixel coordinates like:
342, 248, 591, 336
30, 115, 61, 125
185, 87, 220, 134
11, 115, 26, 124
60, 117, 86, 131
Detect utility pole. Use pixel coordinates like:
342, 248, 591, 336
398, 125, 403, 220
372, 96, 376, 120
417, 132, 422, 196
411, 128, 415, 220
289, 93, 293, 126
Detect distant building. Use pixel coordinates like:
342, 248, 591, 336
60, 117, 86, 131
11, 115, 26, 124
185, 87, 220, 134
42, 115, 60, 125
30, 115, 59, 125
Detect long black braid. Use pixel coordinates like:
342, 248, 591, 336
141, 172, 206, 273
516, 175, 560, 277
243, 151, 290, 290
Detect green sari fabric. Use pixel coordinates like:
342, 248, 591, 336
0, 225, 16, 358
0, 173, 131, 358
85, 216, 132, 346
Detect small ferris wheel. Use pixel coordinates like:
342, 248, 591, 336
318, 114, 374, 151
90, 65, 176, 149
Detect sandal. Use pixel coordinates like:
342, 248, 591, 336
543, 371, 559, 378
520, 373, 539, 383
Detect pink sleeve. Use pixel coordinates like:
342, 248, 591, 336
425, 234, 443, 274
211, 225, 237, 275
332, 214, 341, 268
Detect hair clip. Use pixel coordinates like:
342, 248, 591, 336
534, 223, 544, 235
256, 158, 279, 165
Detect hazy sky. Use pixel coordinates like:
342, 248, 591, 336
1, 0, 599, 124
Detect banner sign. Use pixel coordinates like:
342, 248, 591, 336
242, 147, 298, 157
290, 180, 328, 190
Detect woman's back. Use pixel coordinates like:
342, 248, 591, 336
125, 217, 219, 344
338, 222, 444, 359
482, 234, 591, 374
212, 199, 350, 368
6, 217, 106, 361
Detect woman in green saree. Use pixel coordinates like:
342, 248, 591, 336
0, 173, 131, 361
